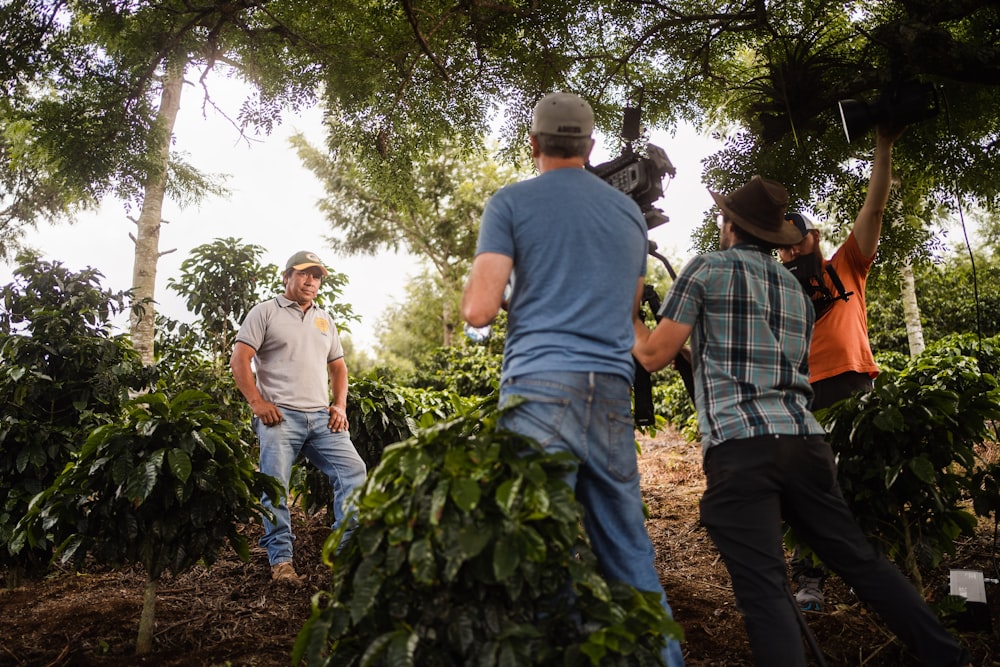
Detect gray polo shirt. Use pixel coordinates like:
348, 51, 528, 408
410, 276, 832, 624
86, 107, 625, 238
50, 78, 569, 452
235, 295, 344, 411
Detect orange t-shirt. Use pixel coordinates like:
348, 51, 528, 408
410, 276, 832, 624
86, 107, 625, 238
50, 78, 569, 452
808, 232, 879, 384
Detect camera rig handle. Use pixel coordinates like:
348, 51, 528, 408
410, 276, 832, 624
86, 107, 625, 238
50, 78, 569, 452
633, 242, 695, 427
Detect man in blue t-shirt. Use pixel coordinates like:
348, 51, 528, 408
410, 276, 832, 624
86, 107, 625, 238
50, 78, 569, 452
633, 176, 971, 667
461, 91, 684, 667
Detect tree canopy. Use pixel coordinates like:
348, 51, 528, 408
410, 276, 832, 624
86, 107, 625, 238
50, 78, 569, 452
3, 0, 999, 277
293, 133, 523, 347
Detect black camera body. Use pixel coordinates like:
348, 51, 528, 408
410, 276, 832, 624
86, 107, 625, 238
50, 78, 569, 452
838, 80, 939, 143
587, 142, 676, 229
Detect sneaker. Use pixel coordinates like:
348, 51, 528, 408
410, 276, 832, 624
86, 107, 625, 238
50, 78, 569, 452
271, 562, 306, 585
795, 575, 824, 611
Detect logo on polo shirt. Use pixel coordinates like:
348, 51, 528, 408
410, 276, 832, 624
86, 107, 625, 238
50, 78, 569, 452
314, 317, 329, 334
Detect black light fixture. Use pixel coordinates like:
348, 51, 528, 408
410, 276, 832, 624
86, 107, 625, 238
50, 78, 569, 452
837, 80, 940, 143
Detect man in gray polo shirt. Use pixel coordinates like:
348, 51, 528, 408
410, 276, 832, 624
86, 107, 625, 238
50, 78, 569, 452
231, 250, 367, 584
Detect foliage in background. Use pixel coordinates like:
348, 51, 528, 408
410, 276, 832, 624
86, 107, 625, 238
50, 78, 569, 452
293, 408, 681, 666
375, 308, 506, 406
13, 390, 283, 654
166, 238, 274, 363
398, 386, 486, 427
409, 340, 503, 399
289, 372, 488, 518
339, 335, 376, 375
820, 333, 1000, 592
153, 313, 255, 443
0, 253, 149, 578
345, 373, 418, 468
650, 368, 699, 442
375, 271, 457, 369
635, 266, 699, 441
868, 249, 1000, 355
295, 135, 523, 349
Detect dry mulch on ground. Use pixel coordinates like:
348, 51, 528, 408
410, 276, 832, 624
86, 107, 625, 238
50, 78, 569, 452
2, 426, 998, 666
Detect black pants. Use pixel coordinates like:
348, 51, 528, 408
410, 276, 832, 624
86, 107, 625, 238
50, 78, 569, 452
811, 370, 874, 411
791, 370, 876, 581
700, 435, 969, 667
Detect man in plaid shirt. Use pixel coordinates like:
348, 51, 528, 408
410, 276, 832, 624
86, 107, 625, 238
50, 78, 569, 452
632, 176, 971, 667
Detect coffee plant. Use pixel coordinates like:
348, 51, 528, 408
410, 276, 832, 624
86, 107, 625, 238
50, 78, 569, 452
13, 390, 283, 654
0, 253, 150, 579
293, 408, 681, 666
821, 333, 1000, 592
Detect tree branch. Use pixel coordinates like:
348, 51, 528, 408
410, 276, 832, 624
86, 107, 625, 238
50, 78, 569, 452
401, 0, 450, 81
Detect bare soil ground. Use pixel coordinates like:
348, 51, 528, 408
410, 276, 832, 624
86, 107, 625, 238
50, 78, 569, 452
2, 426, 998, 666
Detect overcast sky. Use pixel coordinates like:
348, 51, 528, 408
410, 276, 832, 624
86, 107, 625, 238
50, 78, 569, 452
0, 76, 724, 353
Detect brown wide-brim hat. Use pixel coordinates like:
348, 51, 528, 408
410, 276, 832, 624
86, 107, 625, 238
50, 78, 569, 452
709, 176, 802, 246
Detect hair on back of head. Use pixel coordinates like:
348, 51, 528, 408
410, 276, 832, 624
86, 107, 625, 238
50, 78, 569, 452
730, 220, 779, 251
534, 133, 591, 159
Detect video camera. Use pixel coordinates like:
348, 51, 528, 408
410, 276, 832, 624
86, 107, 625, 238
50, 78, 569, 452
586, 107, 676, 229
585, 106, 690, 426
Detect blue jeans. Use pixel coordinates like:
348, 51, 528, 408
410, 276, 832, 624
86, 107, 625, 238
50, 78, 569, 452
498, 371, 685, 667
255, 408, 367, 565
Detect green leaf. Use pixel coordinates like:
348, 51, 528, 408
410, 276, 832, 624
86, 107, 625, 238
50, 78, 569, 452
872, 405, 905, 431
455, 522, 492, 558
409, 536, 437, 585
349, 557, 384, 625
125, 450, 165, 504
449, 477, 481, 512
495, 476, 521, 516
429, 479, 449, 526
492, 530, 520, 581
884, 463, 903, 489
908, 456, 937, 485
167, 449, 192, 483
517, 525, 547, 563
385, 627, 419, 666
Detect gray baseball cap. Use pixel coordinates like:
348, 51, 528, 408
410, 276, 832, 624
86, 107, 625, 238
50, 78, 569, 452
530, 92, 594, 137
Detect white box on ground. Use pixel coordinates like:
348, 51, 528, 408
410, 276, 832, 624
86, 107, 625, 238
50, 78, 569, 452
949, 569, 987, 604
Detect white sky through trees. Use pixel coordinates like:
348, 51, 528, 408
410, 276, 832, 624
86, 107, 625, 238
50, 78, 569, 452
0, 77, 722, 353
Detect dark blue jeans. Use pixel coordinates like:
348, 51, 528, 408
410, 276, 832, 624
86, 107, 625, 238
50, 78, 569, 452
700, 434, 969, 667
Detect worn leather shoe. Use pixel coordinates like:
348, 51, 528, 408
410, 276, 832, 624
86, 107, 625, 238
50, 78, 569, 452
271, 562, 305, 585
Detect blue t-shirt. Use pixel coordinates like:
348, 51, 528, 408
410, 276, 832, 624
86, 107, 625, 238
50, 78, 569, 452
658, 244, 825, 455
475, 168, 648, 382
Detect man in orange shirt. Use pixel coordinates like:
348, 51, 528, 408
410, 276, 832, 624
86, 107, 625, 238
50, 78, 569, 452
779, 124, 904, 610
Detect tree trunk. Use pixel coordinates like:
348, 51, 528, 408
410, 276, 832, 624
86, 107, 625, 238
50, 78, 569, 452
442, 299, 453, 347
135, 574, 159, 654
900, 260, 925, 357
130, 62, 184, 366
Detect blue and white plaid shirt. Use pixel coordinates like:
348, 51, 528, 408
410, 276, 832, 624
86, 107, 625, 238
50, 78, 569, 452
659, 244, 825, 455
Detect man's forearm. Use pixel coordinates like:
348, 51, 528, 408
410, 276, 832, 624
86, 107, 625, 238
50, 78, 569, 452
853, 129, 898, 256
328, 360, 349, 408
